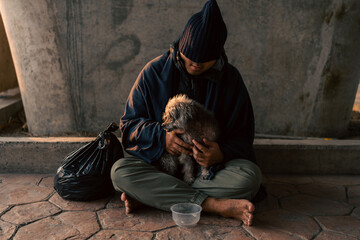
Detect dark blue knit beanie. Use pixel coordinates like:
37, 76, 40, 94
179, 0, 227, 63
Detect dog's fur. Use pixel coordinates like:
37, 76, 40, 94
158, 94, 219, 184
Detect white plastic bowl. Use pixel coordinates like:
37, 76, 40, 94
170, 203, 202, 227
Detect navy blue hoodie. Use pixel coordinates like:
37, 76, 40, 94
120, 43, 256, 168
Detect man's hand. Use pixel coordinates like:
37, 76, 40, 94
165, 129, 193, 156
192, 138, 224, 168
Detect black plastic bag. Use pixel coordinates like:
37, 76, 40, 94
54, 122, 124, 201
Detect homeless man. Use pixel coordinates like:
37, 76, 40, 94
111, 0, 262, 226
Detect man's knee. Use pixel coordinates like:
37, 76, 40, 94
111, 158, 126, 191
193, 159, 262, 200
111, 158, 129, 179
110, 157, 144, 191
224, 159, 262, 198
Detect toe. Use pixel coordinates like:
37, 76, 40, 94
243, 211, 253, 226
121, 192, 127, 202
247, 202, 255, 212
125, 202, 131, 214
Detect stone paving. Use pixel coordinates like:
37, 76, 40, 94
1, 174, 360, 240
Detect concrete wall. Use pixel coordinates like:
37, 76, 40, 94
0, 0, 359, 137
0, 14, 17, 92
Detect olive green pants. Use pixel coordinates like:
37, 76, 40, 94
111, 156, 262, 211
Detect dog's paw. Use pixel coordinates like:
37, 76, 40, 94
184, 176, 195, 185
200, 169, 211, 180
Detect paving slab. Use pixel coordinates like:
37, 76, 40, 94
49, 193, 108, 211
97, 208, 175, 231
243, 225, 304, 240
1, 174, 360, 240
0, 174, 46, 185
198, 213, 241, 227
14, 217, 79, 240
264, 182, 298, 198
0, 219, 16, 240
106, 191, 125, 209
352, 207, 360, 219
38, 175, 55, 189
314, 231, 358, 240
0, 204, 8, 214
1, 201, 61, 225
297, 183, 346, 202
55, 211, 100, 239
154, 225, 254, 240
250, 209, 321, 239
254, 194, 280, 213
0, 182, 53, 205
311, 175, 360, 186
348, 185, 360, 206
265, 174, 314, 184
316, 216, 360, 238
281, 194, 353, 216
89, 230, 154, 240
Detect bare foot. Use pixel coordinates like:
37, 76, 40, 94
120, 193, 143, 214
202, 198, 255, 226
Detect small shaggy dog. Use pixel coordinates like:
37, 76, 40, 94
158, 94, 219, 184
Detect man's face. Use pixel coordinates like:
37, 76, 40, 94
180, 52, 216, 76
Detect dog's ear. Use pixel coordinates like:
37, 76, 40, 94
162, 111, 172, 126
162, 106, 178, 130
162, 95, 187, 130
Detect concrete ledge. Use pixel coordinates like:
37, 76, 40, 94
0, 137, 359, 174
0, 137, 93, 173
254, 138, 360, 174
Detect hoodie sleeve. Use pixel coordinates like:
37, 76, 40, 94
120, 58, 170, 164
216, 65, 256, 163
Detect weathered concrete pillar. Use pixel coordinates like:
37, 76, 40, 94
0, 0, 143, 135
0, 1, 76, 135
225, 0, 360, 137
0, 14, 17, 92
0, 0, 359, 137
304, 1, 360, 137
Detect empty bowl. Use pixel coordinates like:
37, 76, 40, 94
170, 203, 202, 227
